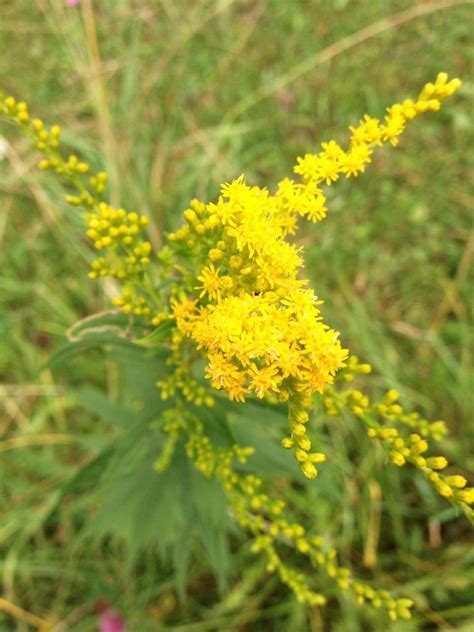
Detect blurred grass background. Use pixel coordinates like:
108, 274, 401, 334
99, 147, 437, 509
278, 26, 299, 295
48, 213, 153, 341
0, 0, 473, 630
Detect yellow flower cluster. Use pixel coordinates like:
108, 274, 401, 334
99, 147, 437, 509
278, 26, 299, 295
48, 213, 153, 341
1, 95, 31, 126
111, 287, 151, 317
170, 278, 346, 477
3, 74, 466, 484
250, 532, 413, 618
87, 204, 151, 277
168, 177, 349, 478
178, 292, 347, 401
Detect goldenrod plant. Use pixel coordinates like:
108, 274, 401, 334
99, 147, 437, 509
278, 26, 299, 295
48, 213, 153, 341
1, 72, 471, 621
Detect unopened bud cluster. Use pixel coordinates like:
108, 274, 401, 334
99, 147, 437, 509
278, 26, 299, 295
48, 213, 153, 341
86, 203, 151, 283
281, 390, 327, 479
367, 427, 473, 508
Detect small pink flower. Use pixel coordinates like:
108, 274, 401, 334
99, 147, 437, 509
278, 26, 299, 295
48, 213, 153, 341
100, 611, 125, 632
66, 0, 80, 6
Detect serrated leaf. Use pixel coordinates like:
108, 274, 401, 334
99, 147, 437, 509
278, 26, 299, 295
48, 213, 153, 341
184, 458, 232, 592
73, 387, 140, 427
173, 525, 196, 602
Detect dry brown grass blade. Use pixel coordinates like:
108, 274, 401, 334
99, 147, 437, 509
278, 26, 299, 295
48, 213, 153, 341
0, 597, 49, 629
0, 433, 73, 452
80, 0, 121, 207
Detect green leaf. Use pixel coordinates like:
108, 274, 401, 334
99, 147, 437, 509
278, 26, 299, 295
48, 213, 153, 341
230, 402, 299, 477
173, 524, 196, 602
134, 318, 176, 346
73, 387, 141, 427
45, 331, 137, 370
182, 457, 233, 592
109, 347, 169, 415
61, 449, 113, 496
